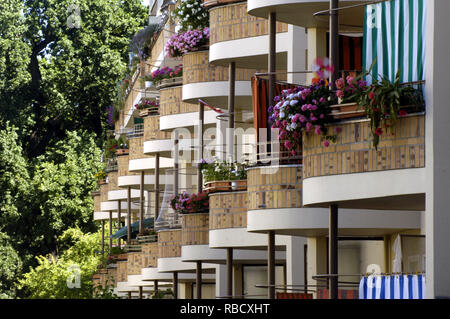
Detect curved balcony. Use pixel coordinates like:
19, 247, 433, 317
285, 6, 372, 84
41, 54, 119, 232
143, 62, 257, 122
208, 1, 289, 68
245, 164, 422, 236
182, 50, 258, 109
302, 114, 425, 210
159, 85, 218, 131
208, 191, 288, 249
157, 229, 198, 272
247, 0, 369, 31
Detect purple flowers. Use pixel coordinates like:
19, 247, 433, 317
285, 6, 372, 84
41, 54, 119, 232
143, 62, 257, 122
165, 28, 210, 58
150, 64, 183, 85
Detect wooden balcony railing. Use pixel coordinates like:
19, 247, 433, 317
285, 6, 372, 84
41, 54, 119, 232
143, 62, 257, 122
209, 2, 288, 46
181, 213, 209, 246
302, 114, 425, 178
209, 191, 248, 230
159, 86, 199, 117
158, 229, 182, 258
247, 165, 302, 210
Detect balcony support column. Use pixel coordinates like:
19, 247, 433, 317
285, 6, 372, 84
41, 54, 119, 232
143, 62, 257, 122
101, 220, 105, 255
173, 271, 178, 299
139, 170, 144, 234
268, 230, 275, 299
108, 211, 113, 252
117, 200, 121, 248
127, 291, 131, 299
155, 152, 160, 221
138, 286, 143, 299
198, 102, 204, 193
329, 0, 340, 84
227, 62, 235, 162
127, 186, 132, 243
196, 261, 202, 299
226, 247, 233, 299
268, 11, 276, 106
154, 280, 159, 296
329, 204, 338, 299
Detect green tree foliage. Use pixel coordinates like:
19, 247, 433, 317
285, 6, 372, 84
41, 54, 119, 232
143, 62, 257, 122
0, 0, 148, 157
17, 227, 116, 299
0, 232, 23, 298
18, 131, 104, 268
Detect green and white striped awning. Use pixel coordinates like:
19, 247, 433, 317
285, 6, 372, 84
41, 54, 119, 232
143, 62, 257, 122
363, 0, 426, 83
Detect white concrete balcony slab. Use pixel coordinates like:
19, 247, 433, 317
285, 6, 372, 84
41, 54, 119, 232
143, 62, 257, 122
128, 156, 174, 172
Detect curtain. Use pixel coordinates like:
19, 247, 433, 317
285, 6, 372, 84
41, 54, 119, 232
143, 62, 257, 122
363, 0, 426, 83
359, 274, 426, 299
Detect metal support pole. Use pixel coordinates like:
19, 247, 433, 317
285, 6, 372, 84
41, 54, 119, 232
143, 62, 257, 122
139, 170, 144, 235
268, 12, 276, 106
128, 291, 132, 299
155, 152, 160, 221
109, 211, 113, 252
196, 261, 202, 299
139, 286, 143, 299
226, 247, 233, 299
174, 131, 179, 197
268, 230, 275, 299
330, 0, 340, 84
154, 280, 159, 295
117, 200, 121, 248
228, 62, 236, 162
101, 220, 105, 255
198, 102, 204, 193
329, 204, 338, 299
127, 186, 132, 243
173, 271, 178, 299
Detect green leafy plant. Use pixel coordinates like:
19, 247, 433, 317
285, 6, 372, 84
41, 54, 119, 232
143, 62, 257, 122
200, 159, 248, 183
348, 69, 425, 149
172, 0, 209, 31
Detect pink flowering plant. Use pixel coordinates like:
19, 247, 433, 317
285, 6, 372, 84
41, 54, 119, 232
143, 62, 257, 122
170, 191, 209, 214
165, 28, 209, 58
268, 80, 339, 153
334, 75, 368, 104
150, 64, 183, 86
135, 99, 159, 111
336, 68, 424, 149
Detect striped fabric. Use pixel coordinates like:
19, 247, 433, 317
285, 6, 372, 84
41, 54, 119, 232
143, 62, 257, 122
363, 0, 426, 83
358, 275, 426, 299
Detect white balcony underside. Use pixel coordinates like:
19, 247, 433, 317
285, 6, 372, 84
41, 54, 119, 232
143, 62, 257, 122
118, 174, 170, 190
156, 257, 217, 273
247, 208, 422, 237
182, 81, 253, 109
94, 211, 129, 221
159, 110, 218, 131
143, 138, 194, 155
209, 32, 289, 68
141, 267, 215, 282
208, 227, 290, 249
302, 168, 426, 210
100, 200, 139, 213
107, 188, 142, 201
181, 245, 286, 264
128, 156, 174, 172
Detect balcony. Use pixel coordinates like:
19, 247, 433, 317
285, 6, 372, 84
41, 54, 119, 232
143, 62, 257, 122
247, 0, 369, 31
302, 113, 425, 210
159, 85, 218, 131
208, 1, 289, 68
182, 49, 258, 109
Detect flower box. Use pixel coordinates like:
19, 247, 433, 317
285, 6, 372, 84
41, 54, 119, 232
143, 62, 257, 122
203, 180, 247, 193
116, 149, 129, 156
98, 179, 107, 185
331, 102, 365, 119
139, 107, 159, 117
157, 76, 183, 89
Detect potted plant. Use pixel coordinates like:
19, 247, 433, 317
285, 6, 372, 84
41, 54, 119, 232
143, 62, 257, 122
151, 65, 183, 88
331, 75, 367, 119
165, 28, 210, 58
269, 79, 339, 152
170, 191, 209, 215
115, 135, 129, 155
347, 69, 425, 149
135, 98, 159, 117
199, 159, 248, 193
95, 170, 107, 185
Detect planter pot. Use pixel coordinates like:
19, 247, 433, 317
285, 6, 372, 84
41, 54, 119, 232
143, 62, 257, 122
98, 179, 107, 185
331, 102, 365, 119
204, 180, 247, 193
145, 81, 153, 88
157, 76, 183, 89
139, 107, 159, 117
116, 149, 129, 156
